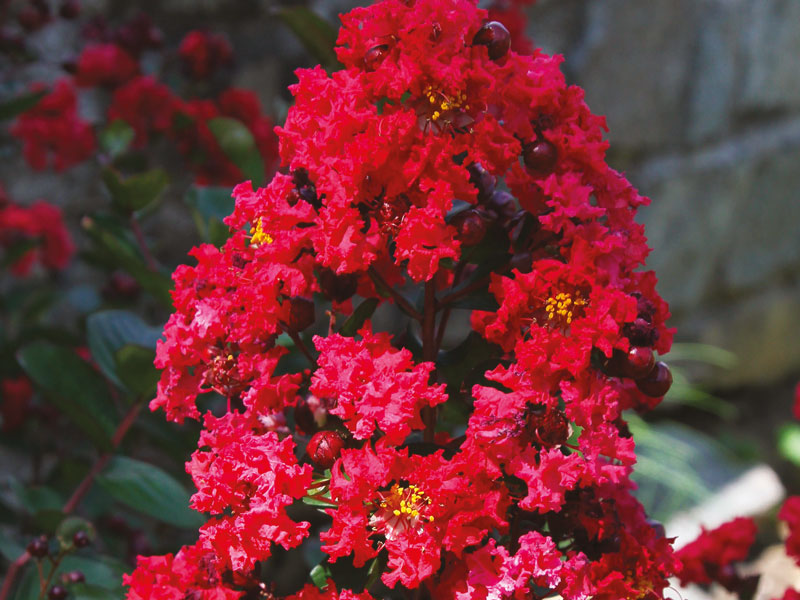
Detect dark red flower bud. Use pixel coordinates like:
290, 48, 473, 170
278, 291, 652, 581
48, 585, 68, 600
647, 519, 666, 539
636, 361, 672, 397
58, 0, 80, 19
523, 139, 558, 175
294, 398, 317, 435
363, 44, 389, 71
603, 349, 627, 377
286, 296, 315, 332
622, 346, 656, 379
450, 209, 487, 246
485, 190, 517, 222
472, 21, 511, 60
26, 535, 49, 558
307, 430, 346, 470
318, 267, 359, 302
72, 530, 90, 548
467, 162, 496, 203
509, 251, 533, 273
65, 571, 85, 584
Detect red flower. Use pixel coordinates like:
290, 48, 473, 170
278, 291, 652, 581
11, 80, 95, 171
675, 517, 757, 587
179, 31, 233, 80
74, 43, 139, 88
1, 376, 33, 432
107, 76, 178, 147
781, 496, 800, 566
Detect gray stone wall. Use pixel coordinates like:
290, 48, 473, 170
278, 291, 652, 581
528, 0, 800, 387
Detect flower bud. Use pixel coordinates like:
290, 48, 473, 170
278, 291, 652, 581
318, 268, 359, 303
523, 139, 558, 175
467, 162, 496, 203
636, 361, 672, 397
48, 585, 68, 600
72, 530, 90, 548
485, 190, 516, 222
307, 430, 346, 470
450, 209, 487, 246
472, 21, 511, 60
294, 398, 317, 435
364, 44, 389, 71
66, 570, 85, 584
286, 297, 315, 332
621, 346, 656, 380
26, 535, 49, 558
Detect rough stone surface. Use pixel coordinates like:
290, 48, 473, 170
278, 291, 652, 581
738, 0, 800, 113
567, 0, 699, 151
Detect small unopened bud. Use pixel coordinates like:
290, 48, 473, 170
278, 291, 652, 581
307, 430, 346, 470
622, 346, 656, 380
48, 585, 68, 600
26, 535, 49, 558
450, 209, 487, 246
72, 530, 90, 548
363, 44, 389, 71
636, 361, 672, 397
472, 21, 511, 60
523, 139, 558, 175
286, 297, 315, 332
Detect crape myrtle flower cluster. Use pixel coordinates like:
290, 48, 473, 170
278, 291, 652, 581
10, 15, 278, 186
126, 0, 682, 598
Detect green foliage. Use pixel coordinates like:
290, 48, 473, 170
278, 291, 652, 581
102, 167, 169, 214
275, 7, 341, 72
184, 185, 235, 246
0, 89, 46, 121
207, 117, 265, 185
95, 456, 203, 529
17, 341, 118, 451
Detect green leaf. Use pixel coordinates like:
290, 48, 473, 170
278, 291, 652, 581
96, 456, 203, 529
448, 290, 499, 311
17, 341, 117, 451
0, 89, 46, 121
115, 344, 159, 398
184, 186, 235, 245
310, 563, 333, 589
778, 423, 800, 466
338, 298, 379, 337
81, 215, 172, 306
437, 332, 502, 392
207, 117, 264, 185
99, 120, 135, 159
0, 532, 24, 562
86, 311, 161, 392
58, 555, 128, 594
11, 562, 38, 600
102, 168, 168, 214
276, 7, 341, 72
71, 583, 125, 600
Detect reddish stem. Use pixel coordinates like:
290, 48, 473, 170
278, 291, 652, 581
0, 401, 143, 600
129, 215, 158, 272
421, 281, 437, 443
368, 267, 423, 321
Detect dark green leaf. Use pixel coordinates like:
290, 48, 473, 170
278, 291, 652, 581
0, 533, 23, 562
276, 7, 341, 72
0, 89, 46, 121
207, 117, 264, 185
17, 341, 117, 451
99, 120, 135, 159
96, 456, 203, 529
338, 298, 379, 337
115, 344, 159, 398
71, 583, 125, 600
0, 238, 38, 270
81, 215, 172, 306
184, 186, 235, 245
448, 290, 499, 311
437, 332, 502, 392
59, 554, 128, 593
11, 562, 38, 600
302, 494, 338, 508
102, 168, 168, 214
86, 310, 161, 391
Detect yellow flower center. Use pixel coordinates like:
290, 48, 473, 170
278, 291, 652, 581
249, 217, 274, 246
424, 86, 469, 121
543, 291, 587, 328
369, 483, 436, 541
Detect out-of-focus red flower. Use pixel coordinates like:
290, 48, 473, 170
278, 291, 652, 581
675, 517, 757, 588
74, 43, 139, 88
10, 80, 95, 171
0, 187, 74, 275
1, 376, 33, 432
780, 496, 800, 566
107, 76, 178, 148
179, 30, 233, 81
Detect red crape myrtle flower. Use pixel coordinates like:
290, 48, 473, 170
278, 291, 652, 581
11, 80, 95, 171
179, 30, 234, 80
74, 42, 139, 88
0, 187, 74, 275
675, 517, 757, 588
128, 0, 681, 597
